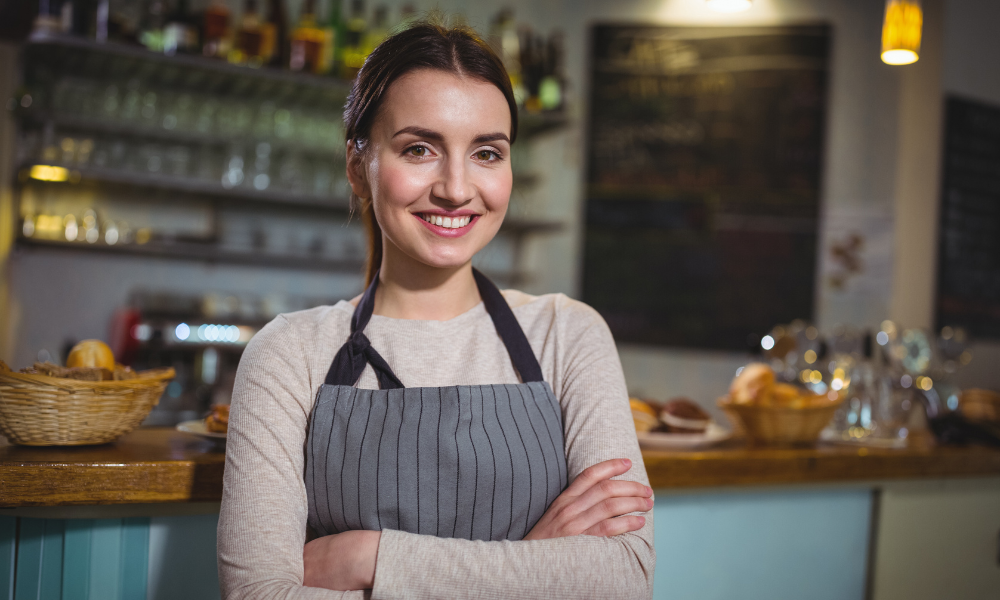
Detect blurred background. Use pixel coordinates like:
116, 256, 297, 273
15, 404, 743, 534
1, 1, 999, 599
1, 0, 998, 429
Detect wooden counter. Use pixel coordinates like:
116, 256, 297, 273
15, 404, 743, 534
0, 428, 224, 507
642, 437, 1000, 489
2, 428, 1000, 507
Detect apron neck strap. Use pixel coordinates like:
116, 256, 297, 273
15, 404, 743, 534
472, 268, 544, 383
325, 268, 543, 388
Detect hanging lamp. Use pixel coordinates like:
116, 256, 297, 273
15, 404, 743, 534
706, 0, 752, 13
881, 0, 922, 65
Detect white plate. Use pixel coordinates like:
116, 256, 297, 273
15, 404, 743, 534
637, 422, 731, 450
177, 419, 227, 439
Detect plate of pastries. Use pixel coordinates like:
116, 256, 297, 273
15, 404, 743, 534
631, 396, 731, 450
177, 404, 229, 439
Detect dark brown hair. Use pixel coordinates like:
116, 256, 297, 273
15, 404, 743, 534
343, 22, 519, 286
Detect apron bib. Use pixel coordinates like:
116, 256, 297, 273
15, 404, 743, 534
305, 269, 568, 542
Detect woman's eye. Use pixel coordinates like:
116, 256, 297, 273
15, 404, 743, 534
476, 150, 498, 161
407, 146, 427, 157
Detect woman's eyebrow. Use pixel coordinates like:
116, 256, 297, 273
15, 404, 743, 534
472, 132, 510, 144
393, 126, 443, 140
392, 126, 510, 145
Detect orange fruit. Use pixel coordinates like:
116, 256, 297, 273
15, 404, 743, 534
66, 339, 115, 370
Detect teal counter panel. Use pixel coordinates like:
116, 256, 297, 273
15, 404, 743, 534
652, 488, 872, 600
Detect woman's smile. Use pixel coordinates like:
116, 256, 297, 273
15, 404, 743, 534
414, 210, 480, 237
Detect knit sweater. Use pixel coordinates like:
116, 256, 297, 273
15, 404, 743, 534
218, 290, 655, 600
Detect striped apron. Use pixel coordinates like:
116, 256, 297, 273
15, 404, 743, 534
305, 269, 568, 541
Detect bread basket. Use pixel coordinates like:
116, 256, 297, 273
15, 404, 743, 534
718, 395, 843, 447
0, 362, 174, 445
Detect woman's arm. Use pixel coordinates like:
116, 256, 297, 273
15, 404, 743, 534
367, 297, 655, 599
218, 315, 366, 600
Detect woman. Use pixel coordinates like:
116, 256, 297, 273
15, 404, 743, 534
218, 23, 655, 599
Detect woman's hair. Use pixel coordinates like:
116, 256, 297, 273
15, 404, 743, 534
343, 22, 519, 286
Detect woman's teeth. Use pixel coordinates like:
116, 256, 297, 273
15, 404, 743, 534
421, 214, 472, 229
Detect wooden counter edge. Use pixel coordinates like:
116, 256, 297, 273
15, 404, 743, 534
641, 445, 1000, 489
0, 460, 224, 507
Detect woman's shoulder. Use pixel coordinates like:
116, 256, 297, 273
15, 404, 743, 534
245, 302, 355, 356
502, 289, 610, 337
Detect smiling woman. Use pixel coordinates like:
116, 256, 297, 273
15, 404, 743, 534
218, 22, 655, 600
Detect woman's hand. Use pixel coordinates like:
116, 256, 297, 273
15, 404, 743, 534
303, 530, 381, 591
523, 458, 653, 540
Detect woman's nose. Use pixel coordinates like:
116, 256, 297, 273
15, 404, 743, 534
432, 157, 473, 205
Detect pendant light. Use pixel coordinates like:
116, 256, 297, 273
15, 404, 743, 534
881, 0, 922, 65
706, 0, 752, 13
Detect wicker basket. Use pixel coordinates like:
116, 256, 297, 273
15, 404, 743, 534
718, 395, 843, 447
0, 364, 174, 446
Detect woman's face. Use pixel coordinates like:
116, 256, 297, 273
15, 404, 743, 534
349, 69, 513, 271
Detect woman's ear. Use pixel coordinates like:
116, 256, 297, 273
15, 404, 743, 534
346, 140, 371, 199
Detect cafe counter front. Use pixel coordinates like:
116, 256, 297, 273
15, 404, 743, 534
2, 429, 999, 600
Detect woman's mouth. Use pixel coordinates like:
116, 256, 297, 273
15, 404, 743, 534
419, 214, 473, 229
414, 212, 478, 238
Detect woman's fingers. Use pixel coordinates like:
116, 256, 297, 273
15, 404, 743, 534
570, 495, 653, 533
554, 479, 652, 523
563, 458, 633, 496
582, 515, 647, 537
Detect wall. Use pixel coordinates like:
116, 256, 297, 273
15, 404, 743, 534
941, 0, 1000, 392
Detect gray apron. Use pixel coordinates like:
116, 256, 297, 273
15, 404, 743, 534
305, 269, 568, 541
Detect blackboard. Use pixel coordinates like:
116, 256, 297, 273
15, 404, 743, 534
936, 97, 1000, 339
582, 24, 830, 351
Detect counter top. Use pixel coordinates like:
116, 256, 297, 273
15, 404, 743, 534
642, 437, 1000, 489
1, 428, 224, 507
2, 428, 1000, 507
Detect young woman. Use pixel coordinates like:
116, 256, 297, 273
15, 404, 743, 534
218, 23, 655, 599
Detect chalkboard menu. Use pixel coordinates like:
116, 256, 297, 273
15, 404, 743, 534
582, 24, 830, 350
936, 97, 1000, 339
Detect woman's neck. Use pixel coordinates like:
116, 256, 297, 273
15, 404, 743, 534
372, 243, 482, 321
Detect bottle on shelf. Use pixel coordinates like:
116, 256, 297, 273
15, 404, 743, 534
260, 0, 288, 67
202, 0, 231, 58
289, 0, 325, 73
139, 0, 167, 52
320, 0, 344, 76
539, 30, 564, 111
339, 0, 367, 78
489, 9, 523, 106
163, 0, 199, 55
230, 0, 264, 66
361, 5, 387, 58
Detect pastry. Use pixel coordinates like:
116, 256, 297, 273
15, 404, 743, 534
729, 363, 775, 404
630, 398, 660, 433
660, 398, 710, 434
205, 404, 230, 433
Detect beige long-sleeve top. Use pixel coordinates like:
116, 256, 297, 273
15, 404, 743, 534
218, 289, 655, 600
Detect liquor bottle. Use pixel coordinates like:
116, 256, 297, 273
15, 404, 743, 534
231, 0, 264, 65
339, 0, 366, 78
163, 0, 199, 55
203, 0, 231, 58
289, 0, 324, 72
260, 0, 288, 67
139, 0, 167, 52
360, 4, 386, 58
539, 30, 564, 111
489, 9, 523, 105
319, 0, 344, 75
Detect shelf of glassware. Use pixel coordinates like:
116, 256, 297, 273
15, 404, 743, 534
20, 34, 569, 141
14, 218, 563, 279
